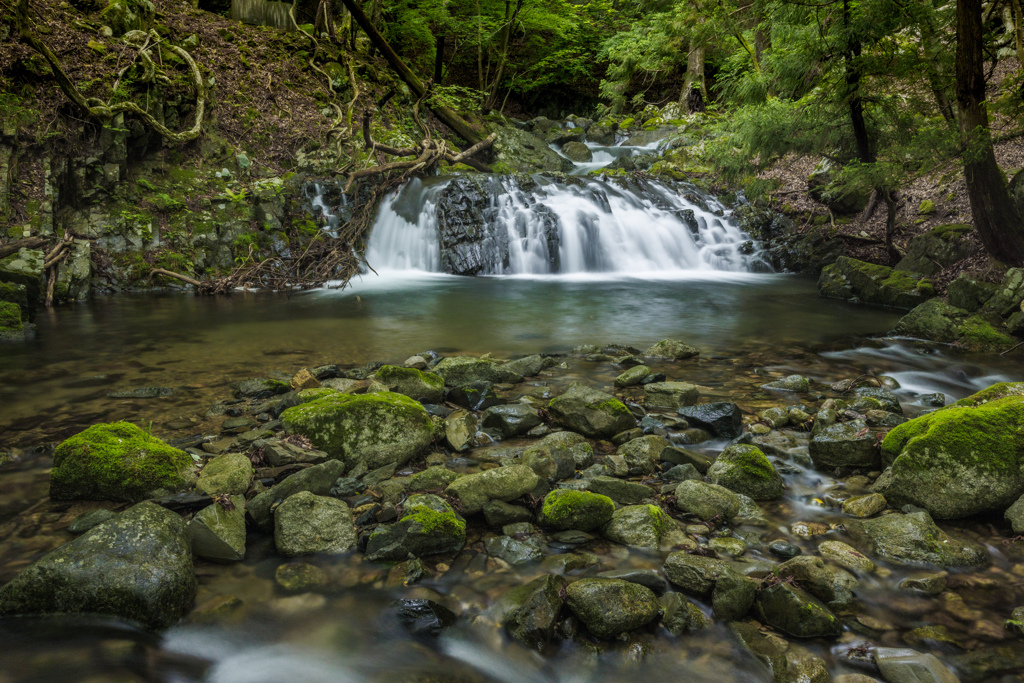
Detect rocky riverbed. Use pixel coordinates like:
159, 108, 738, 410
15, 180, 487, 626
1, 336, 1023, 683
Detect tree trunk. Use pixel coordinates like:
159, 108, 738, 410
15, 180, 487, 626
484, 0, 523, 111
754, 0, 770, 64
956, 0, 1024, 265
919, 15, 957, 126
337, 0, 484, 145
843, 0, 873, 164
434, 33, 446, 83
681, 39, 706, 113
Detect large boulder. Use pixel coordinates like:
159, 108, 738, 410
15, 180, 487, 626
280, 391, 434, 469
433, 355, 524, 386
844, 511, 989, 568
444, 465, 540, 514
707, 444, 784, 500
373, 365, 444, 403
892, 298, 1015, 349
0, 502, 195, 628
488, 124, 575, 174
49, 422, 196, 502
894, 224, 976, 276
539, 489, 614, 531
818, 256, 934, 309
874, 387, 1024, 518
548, 384, 635, 439
274, 491, 357, 556
561, 141, 593, 163
365, 494, 466, 561
564, 578, 661, 639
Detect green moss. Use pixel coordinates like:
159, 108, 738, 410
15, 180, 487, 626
726, 444, 775, 480
403, 505, 465, 536
541, 489, 614, 530
952, 382, 1024, 407
297, 387, 338, 403
917, 200, 936, 215
49, 421, 194, 502
881, 396, 1024, 478
930, 223, 972, 240
590, 398, 632, 416
958, 316, 1015, 348
376, 365, 443, 390
646, 504, 673, 535
0, 302, 23, 331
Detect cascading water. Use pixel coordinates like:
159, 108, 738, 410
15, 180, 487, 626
359, 173, 771, 277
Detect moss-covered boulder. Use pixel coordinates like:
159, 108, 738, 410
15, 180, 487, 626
432, 355, 524, 386
444, 465, 540, 514
845, 510, 989, 568
0, 502, 195, 628
601, 504, 675, 550
365, 494, 466, 561
539, 489, 614, 531
99, 0, 154, 36
0, 300, 25, 341
373, 365, 444, 403
674, 479, 741, 521
49, 422, 196, 502
548, 383, 635, 438
707, 444, 784, 500
564, 578, 661, 639
818, 256, 934, 309
280, 391, 433, 469
195, 452, 253, 496
874, 387, 1024, 518
894, 224, 975, 276
948, 274, 1000, 312
891, 298, 1015, 349
0, 248, 44, 307
982, 267, 1024, 317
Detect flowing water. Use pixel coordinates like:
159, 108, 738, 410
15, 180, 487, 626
1, 147, 1024, 682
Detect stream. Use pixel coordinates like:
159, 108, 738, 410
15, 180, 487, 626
1, 141, 1023, 682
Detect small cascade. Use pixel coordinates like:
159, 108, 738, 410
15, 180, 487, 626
359, 173, 771, 276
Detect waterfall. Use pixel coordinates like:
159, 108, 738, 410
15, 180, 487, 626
355, 174, 771, 276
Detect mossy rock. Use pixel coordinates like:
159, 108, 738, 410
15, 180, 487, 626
564, 578, 661, 639
845, 510, 989, 568
707, 444, 784, 500
49, 422, 196, 502
374, 365, 444, 403
0, 300, 24, 340
895, 224, 975, 276
365, 494, 466, 561
432, 355, 523, 386
875, 388, 1024, 518
539, 489, 614, 531
892, 299, 1015, 350
548, 383, 635, 439
280, 391, 434, 469
0, 282, 28, 317
601, 504, 675, 550
819, 256, 933, 309
99, 0, 154, 36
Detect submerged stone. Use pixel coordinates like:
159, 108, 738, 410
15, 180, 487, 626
0, 502, 195, 628
845, 510, 989, 568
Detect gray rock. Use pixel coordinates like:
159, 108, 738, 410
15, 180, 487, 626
482, 403, 542, 438
711, 568, 758, 621
674, 479, 741, 521
845, 510, 989, 568
444, 465, 540, 514
366, 494, 466, 561
500, 574, 565, 651
661, 446, 712, 473
0, 502, 195, 628
597, 568, 668, 593
433, 356, 523, 386
235, 378, 291, 399
676, 403, 743, 438
601, 504, 675, 550
408, 465, 460, 492
565, 578, 661, 639
191, 497, 246, 562
484, 535, 543, 565
505, 354, 550, 377
373, 365, 445, 403
663, 463, 703, 482
660, 592, 711, 635
274, 491, 356, 556
843, 493, 887, 518
761, 375, 811, 392
854, 387, 903, 413
561, 141, 593, 162
548, 383, 635, 438
616, 435, 670, 475
195, 452, 253, 496
447, 381, 504, 411
762, 407, 790, 429
754, 583, 843, 638
444, 410, 482, 452
483, 499, 534, 527
895, 225, 976, 276
1007, 495, 1024, 533
248, 460, 346, 531
644, 339, 700, 359
777, 556, 858, 609
947, 274, 999, 312
615, 365, 652, 387
873, 647, 959, 683
260, 439, 329, 467
663, 552, 729, 595
585, 475, 653, 504
67, 509, 117, 534
809, 420, 878, 469
644, 382, 700, 410
707, 444, 784, 501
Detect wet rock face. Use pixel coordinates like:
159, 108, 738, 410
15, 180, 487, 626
0, 502, 195, 628
818, 256, 934, 309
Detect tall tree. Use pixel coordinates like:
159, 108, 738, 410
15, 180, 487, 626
955, 0, 1024, 265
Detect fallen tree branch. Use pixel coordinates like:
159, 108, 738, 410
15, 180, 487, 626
0, 237, 47, 260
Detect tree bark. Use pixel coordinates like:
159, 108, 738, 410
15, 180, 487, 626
338, 0, 484, 145
919, 15, 956, 126
843, 0, 873, 164
956, 0, 1024, 265
681, 39, 706, 113
434, 33, 446, 83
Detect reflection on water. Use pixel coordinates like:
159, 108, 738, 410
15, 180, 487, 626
0, 273, 900, 447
